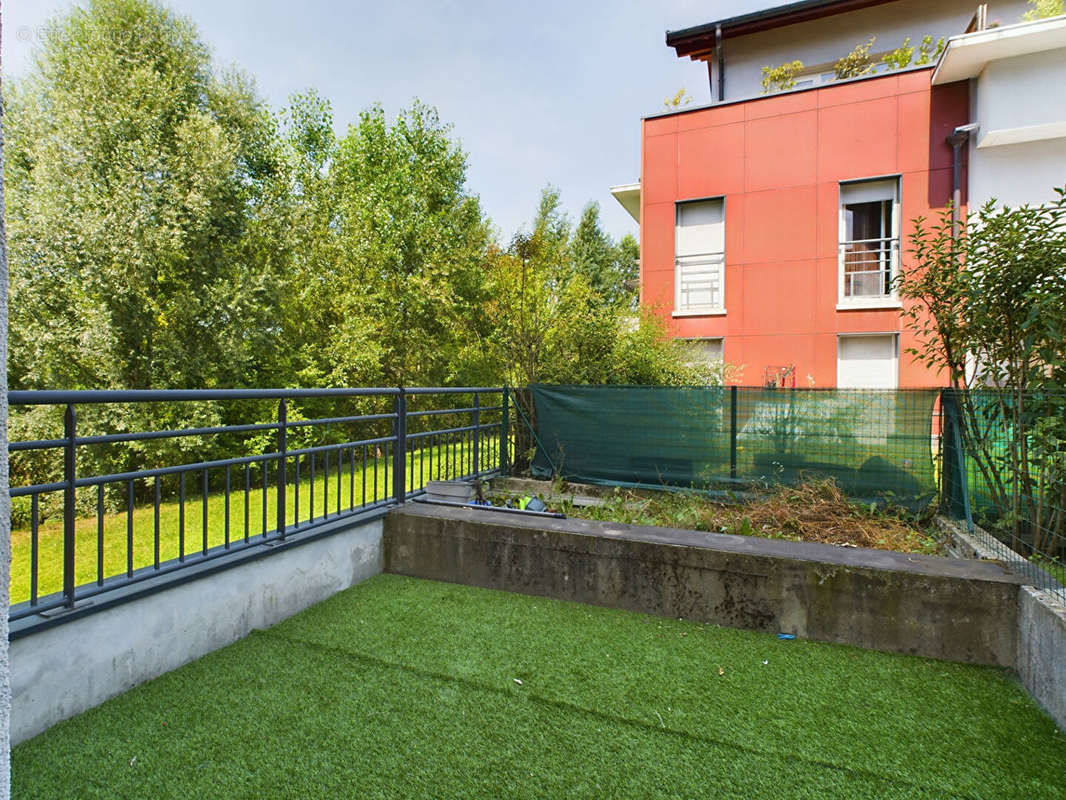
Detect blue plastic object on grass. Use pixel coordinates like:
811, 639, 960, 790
777, 633, 796, 640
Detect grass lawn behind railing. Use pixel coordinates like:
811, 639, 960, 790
10, 437, 499, 604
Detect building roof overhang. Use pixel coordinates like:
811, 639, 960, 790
932, 14, 1066, 84
666, 0, 899, 61
610, 183, 641, 223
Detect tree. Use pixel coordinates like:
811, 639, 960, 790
1023, 0, 1065, 21
6, 0, 285, 392
898, 189, 1066, 555
330, 102, 493, 387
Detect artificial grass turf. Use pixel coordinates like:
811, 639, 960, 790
13, 575, 1066, 799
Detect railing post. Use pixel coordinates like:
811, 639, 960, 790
277, 398, 287, 538
393, 388, 407, 503
500, 387, 509, 476
729, 386, 738, 481
63, 403, 77, 608
472, 392, 480, 476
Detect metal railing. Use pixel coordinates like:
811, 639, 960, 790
840, 237, 898, 298
8, 387, 509, 627
676, 253, 724, 311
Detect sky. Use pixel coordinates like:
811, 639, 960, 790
2, 0, 768, 243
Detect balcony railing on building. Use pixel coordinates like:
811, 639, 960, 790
841, 236, 899, 299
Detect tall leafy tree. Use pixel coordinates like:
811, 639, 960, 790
330, 102, 493, 386
570, 202, 639, 307
5, 0, 284, 391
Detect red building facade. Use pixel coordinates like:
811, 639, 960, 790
639, 69, 969, 388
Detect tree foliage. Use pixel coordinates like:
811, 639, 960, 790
834, 37, 876, 79
4, 0, 720, 503
898, 190, 1066, 554
6, 0, 285, 392
1023, 0, 1065, 21
761, 60, 804, 93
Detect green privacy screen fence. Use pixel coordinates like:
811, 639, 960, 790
528, 385, 940, 508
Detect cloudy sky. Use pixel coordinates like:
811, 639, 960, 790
3, 0, 766, 242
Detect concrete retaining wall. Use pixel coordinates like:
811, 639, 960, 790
10, 518, 383, 746
385, 504, 1024, 667
1017, 587, 1066, 731
939, 516, 1066, 731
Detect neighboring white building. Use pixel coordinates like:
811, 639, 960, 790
933, 13, 1066, 208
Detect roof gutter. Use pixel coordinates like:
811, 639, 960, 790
716, 24, 724, 101
947, 123, 979, 237
666, 0, 898, 60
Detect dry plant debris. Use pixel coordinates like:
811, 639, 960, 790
561, 479, 940, 555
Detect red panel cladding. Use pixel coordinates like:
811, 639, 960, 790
642, 268, 674, 313
742, 186, 818, 264
643, 133, 677, 205
897, 68, 934, 94
740, 261, 817, 336
741, 334, 818, 385
678, 123, 745, 198
745, 111, 817, 192
644, 115, 678, 138
642, 202, 677, 273
897, 89, 933, 173
744, 90, 817, 120
814, 182, 840, 260
678, 103, 744, 130
816, 96, 898, 181
816, 74, 900, 108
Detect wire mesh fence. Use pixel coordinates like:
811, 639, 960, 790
527, 385, 940, 509
942, 389, 1066, 602
526, 384, 1064, 601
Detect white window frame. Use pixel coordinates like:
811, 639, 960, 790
679, 337, 724, 367
836, 332, 899, 389
837, 176, 901, 310
673, 198, 726, 317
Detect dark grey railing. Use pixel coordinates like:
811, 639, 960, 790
8, 387, 509, 630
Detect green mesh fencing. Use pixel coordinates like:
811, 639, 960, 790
529, 385, 940, 508
942, 389, 1066, 599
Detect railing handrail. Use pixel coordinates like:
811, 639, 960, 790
839, 236, 899, 246
7, 385, 511, 633
9, 386, 504, 406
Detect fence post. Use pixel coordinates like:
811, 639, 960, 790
63, 403, 77, 608
277, 398, 287, 538
941, 389, 974, 532
500, 387, 509, 476
472, 392, 480, 476
729, 386, 738, 481
393, 388, 407, 503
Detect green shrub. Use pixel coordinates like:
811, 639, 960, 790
883, 38, 913, 70
834, 38, 876, 79
761, 60, 804, 93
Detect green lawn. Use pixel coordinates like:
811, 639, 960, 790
13, 574, 1066, 799
11, 438, 498, 604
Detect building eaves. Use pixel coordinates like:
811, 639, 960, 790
666, 0, 899, 60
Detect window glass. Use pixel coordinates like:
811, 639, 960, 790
839, 179, 899, 299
